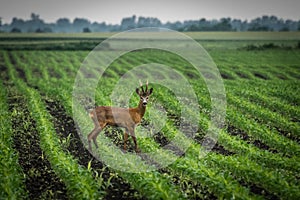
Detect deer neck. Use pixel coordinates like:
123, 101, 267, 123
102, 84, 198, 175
137, 101, 146, 118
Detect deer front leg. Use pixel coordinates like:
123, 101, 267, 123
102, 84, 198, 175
128, 127, 140, 153
123, 131, 129, 152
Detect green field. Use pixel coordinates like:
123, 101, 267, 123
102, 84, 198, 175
0, 32, 299, 199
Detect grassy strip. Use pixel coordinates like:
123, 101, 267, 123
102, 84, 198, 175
5, 52, 105, 199
0, 79, 27, 199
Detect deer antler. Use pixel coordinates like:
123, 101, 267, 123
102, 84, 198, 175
146, 80, 148, 92
139, 80, 145, 93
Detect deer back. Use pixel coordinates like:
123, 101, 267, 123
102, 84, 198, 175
92, 106, 137, 128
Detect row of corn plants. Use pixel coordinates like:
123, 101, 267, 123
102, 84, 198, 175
226, 105, 300, 157
33, 61, 251, 199
92, 76, 258, 199
20, 56, 187, 199
157, 103, 299, 198
188, 79, 299, 169
187, 79, 300, 157
152, 75, 297, 191
97, 64, 294, 199
226, 81, 299, 124
7, 49, 300, 199
5, 51, 105, 199
236, 79, 299, 106
0, 79, 27, 199
227, 92, 299, 140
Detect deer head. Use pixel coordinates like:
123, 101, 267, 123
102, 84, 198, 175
136, 80, 153, 107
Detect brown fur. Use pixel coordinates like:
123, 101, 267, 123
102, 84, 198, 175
88, 85, 153, 153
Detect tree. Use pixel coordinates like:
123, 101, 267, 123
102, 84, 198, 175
35, 28, 43, 33
10, 18, 25, 32
57, 18, 71, 26
121, 15, 136, 30
35, 27, 52, 33
26, 13, 45, 33
56, 18, 71, 32
137, 16, 161, 28
187, 24, 199, 31
231, 19, 242, 31
73, 18, 90, 32
83, 27, 91, 33
1, 14, 299, 33
91, 22, 108, 32
11, 27, 21, 33
31, 13, 40, 21
213, 18, 232, 31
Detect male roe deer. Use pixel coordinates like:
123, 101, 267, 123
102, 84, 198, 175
88, 81, 153, 153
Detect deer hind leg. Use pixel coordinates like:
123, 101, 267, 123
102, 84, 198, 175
88, 111, 105, 152
88, 126, 102, 152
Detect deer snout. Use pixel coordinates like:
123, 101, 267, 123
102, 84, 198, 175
142, 101, 147, 106
140, 96, 149, 106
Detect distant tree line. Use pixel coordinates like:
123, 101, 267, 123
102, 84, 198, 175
0, 13, 299, 33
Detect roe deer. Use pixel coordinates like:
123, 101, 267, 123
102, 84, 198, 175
88, 81, 153, 153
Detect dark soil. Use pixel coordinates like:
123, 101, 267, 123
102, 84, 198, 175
221, 73, 234, 80
270, 125, 299, 144
0, 55, 68, 199
275, 73, 288, 80
7, 87, 68, 200
211, 143, 235, 156
44, 99, 144, 200
226, 124, 278, 154
286, 70, 300, 80
44, 99, 222, 199
153, 131, 169, 147
167, 110, 235, 156
159, 168, 217, 200
236, 72, 250, 79
194, 135, 235, 156
253, 72, 269, 80
185, 71, 198, 79
239, 181, 279, 200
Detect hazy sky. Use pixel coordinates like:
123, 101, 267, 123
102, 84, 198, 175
0, 0, 299, 24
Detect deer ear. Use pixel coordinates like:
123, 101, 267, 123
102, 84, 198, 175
136, 88, 140, 95
148, 88, 153, 95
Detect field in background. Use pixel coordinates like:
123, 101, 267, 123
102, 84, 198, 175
1, 31, 300, 39
0, 32, 299, 199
